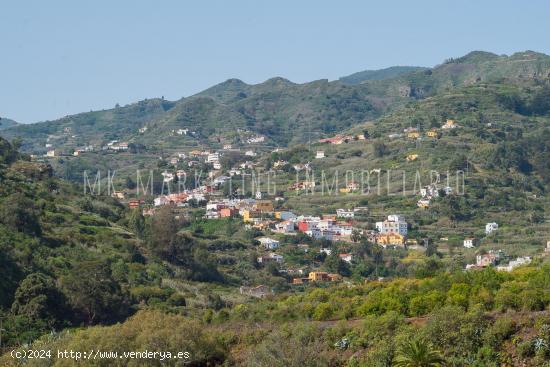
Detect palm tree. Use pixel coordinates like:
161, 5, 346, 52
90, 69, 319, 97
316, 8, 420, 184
393, 339, 445, 367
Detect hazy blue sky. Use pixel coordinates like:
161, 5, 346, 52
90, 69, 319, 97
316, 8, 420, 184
2, 0, 549, 123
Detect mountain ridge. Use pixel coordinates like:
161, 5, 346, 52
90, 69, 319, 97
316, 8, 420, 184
2, 50, 549, 151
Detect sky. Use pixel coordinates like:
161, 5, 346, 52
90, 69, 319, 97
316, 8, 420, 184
1, 0, 549, 123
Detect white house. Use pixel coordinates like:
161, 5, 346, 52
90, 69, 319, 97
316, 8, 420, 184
247, 136, 265, 144
376, 215, 408, 236
497, 257, 531, 272
162, 171, 174, 183
306, 228, 323, 240
339, 253, 353, 263
320, 248, 332, 256
267, 253, 284, 263
485, 222, 499, 235
420, 184, 439, 198
336, 209, 354, 218
317, 219, 335, 231
154, 196, 171, 206
275, 221, 295, 233
207, 152, 220, 163
463, 238, 476, 249
315, 151, 325, 159
257, 252, 283, 264
257, 237, 280, 250
204, 210, 219, 219
334, 223, 353, 236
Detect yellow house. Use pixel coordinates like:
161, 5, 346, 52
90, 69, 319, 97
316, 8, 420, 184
406, 154, 418, 161
377, 233, 406, 246
242, 210, 261, 223
417, 198, 430, 208
426, 130, 439, 138
308, 272, 329, 281
340, 181, 360, 193
407, 132, 420, 139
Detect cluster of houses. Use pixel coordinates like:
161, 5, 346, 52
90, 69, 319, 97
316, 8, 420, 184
374, 215, 409, 246
246, 135, 266, 144
465, 249, 532, 272
73, 145, 94, 156
44, 145, 95, 158
389, 119, 459, 140
404, 126, 442, 140
318, 134, 366, 145
163, 148, 263, 173
170, 128, 198, 137
201, 196, 360, 242
292, 271, 342, 285
417, 184, 453, 208
104, 140, 129, 151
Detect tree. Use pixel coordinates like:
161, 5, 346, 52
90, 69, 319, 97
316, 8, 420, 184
324, 253, 351, 277
393, 339, 445, 367
11, 273, 67, 326
0, 193, 41, 236
373, 140, 389, 158
127, 209, 145, 238
439, 195, 471, 222
351, 230, 361, 243
371, 244, 384, 278
0, 242, 21, 308
148, 206, 181, 262
61, 260, 130, 325
125, 176, 136, 189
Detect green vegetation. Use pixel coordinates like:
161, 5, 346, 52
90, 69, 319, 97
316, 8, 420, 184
1, 50, 550, 366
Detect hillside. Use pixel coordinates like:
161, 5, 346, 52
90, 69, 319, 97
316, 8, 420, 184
280, 80, 550, 256
1, 99, 175, 153
1, 51, 550, 366
4, 51, 549, 152
0, 117, 20, 130
339, 65, 427, 85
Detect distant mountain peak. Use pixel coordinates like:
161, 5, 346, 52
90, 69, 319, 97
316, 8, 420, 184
0, 117, 20, 130
261, 76, 295, 85
452, 50, 499, 64
222, 78, 248, 86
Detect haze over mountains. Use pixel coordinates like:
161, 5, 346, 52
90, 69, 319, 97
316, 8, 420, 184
2, 50, 550, 151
